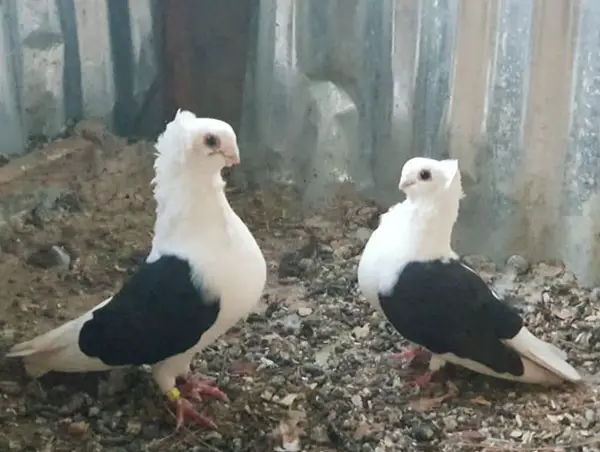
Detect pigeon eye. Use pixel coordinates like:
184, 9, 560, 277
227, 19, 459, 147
204, 134, 219, 149
419, 169, 431, 181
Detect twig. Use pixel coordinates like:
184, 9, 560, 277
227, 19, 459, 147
534, 400, 600, 416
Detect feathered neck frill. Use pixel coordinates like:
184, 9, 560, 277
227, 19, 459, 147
150, 152, 232, 249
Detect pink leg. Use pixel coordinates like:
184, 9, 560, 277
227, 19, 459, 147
174, 397, 217, 431
408, 371, 435, 389
179, 374, 229, 403
390, 347, 428, 363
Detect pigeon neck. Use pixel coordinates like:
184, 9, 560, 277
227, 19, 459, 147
406, 194, 459, 259
152, 171, 233, 244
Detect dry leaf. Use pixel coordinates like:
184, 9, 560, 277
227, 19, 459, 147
460, 430, 487, 443
552, 308, 575, 320
411, 385, 457, 412
411, 394, 449, 412
470, 396, 491, 406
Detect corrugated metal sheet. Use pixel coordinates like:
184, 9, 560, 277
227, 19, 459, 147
239, 0, 600, 286
2, 0, 599, 286
0, 0, 161, 157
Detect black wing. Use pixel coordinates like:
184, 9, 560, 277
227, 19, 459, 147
379, 259, 525, 375
78, 255, 220, 366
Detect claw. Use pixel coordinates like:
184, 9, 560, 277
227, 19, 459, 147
180, 375, 229, 403
174, 397, 217, 431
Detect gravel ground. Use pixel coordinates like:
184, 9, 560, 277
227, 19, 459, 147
0, 129, 600, 452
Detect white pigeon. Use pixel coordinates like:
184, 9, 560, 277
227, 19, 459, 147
357, 156, 582, 387
6, 110, 268, 429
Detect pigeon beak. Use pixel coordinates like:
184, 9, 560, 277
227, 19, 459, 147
399, 179, 415, 191
227, 154, 240, 167
222, 148, 241, 167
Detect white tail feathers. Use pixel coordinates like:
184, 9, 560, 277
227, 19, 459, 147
506, 327, 582, 383
542, 340, 568, 361
439, 327, 582, 386
5, 298, 114, 377
7, 318, 75, 356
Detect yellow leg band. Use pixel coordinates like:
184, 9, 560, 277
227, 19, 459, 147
166, 388, 181, 402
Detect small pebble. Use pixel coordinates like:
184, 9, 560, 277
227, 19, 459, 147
411, 423, 435, 441
298, 257, 314, 270
506, 255, 530, 275
443, 417, 458, 431
354, 227, 373, 244
351, 394, 363, 408
25, 245, 71, 269
297, 307, 313, 317
68, 421, 90, 436
352, 325, 370, 339
281, 314, 302, 334
585, 409, 596, 423
332, 246, 353, 260
125, 420, 142, 436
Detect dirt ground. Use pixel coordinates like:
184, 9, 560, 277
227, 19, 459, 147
0, 127, 600, 452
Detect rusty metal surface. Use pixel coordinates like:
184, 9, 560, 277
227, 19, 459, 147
162, 0, 257, 130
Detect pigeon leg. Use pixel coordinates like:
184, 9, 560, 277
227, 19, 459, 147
409, 371, 434, 388
179, 374, 229, 403
167, 388, 217, 430
390, 347, 428, 363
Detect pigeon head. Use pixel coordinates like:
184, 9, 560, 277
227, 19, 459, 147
154, 110, 240, 179
398, 157, 463, 202
151, 110, 241, 223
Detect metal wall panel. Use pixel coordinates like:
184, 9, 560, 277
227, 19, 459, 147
0, 0, 161, 157
239, 0, 600, 286
2, 0, 600, 285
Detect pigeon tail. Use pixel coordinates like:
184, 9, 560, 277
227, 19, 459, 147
506, 327, 582, 383
5, 298, 113, 377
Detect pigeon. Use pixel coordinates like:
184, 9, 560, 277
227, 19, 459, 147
6, 110, 268, 429
357, 156, 582, 387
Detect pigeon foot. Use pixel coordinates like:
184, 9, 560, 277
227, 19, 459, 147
390, 347, 428, 364
166, 387, 218, 431
179, 374, 229, 403
409, 371, 435, 389
173, 395, 217, 430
